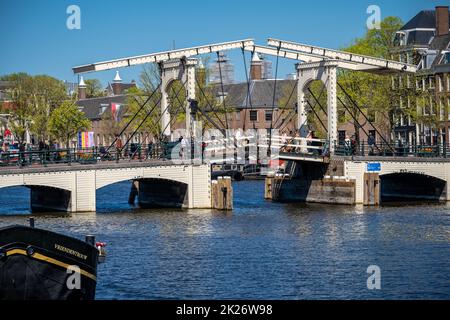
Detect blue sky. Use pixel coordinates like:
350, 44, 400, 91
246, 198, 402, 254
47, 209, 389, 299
0, 0, 444, 86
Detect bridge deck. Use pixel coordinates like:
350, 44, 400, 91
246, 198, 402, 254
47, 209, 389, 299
335, 155, 450, 163
278, 152, 328, 163
0, 159, 180, 175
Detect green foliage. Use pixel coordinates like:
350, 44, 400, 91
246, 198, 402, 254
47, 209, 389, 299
48, 101, 90, 147
125, 85, 163, 140
85, 79, 105, 98
337, 16, 404, 142
1, 73, 67, 144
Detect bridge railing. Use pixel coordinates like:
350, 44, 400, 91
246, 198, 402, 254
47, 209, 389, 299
0, 142, 183, 168
333, 140, 449, 158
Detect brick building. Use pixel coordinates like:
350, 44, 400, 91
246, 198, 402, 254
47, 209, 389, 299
392, 6, 450, 146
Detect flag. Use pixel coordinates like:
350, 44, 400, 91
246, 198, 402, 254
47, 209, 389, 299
111, 103, 121, 122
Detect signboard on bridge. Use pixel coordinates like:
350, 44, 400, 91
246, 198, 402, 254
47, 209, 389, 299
367, 162, 381, 172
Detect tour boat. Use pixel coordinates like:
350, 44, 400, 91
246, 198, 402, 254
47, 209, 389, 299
0, 220, 106, 300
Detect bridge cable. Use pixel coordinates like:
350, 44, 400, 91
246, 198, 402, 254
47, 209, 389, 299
278, 110, 297, 133
121, 79, 188, 155
305, 99, 328, 133
194, 75, 227, 130
103, 82, 162, 157
130, 84, 187, 159
277, 80, 326, 134
306, 82, 382, 153
307, 87, 328, 116
131, 86, 192, 159
336, 95, 382, 154
272, 81, 298, 129
337, 82, 395, 153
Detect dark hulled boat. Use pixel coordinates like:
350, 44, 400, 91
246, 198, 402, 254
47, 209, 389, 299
0, 223, 103, 300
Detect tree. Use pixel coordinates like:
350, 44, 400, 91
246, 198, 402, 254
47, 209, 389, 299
0, 73, 67, 144
337, 16, 404, 144
0, 73, 34, 145
29, 75, 67, 141
85, 79, 105, 98
48, 101, 90, 147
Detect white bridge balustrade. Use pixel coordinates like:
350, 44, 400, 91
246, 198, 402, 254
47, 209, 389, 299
0, 162, 211, 213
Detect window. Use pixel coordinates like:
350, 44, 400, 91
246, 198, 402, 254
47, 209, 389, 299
338, 131, 346, 145
429, 76, 435, 89
368, 130, 376, 144
445, 52, 450, 64
250, 110, 258, 121
448, 98, 450, 120
235, 111, 241, 121
265, 110, 273, 121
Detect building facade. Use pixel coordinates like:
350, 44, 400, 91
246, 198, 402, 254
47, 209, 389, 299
392, 6, 450, 146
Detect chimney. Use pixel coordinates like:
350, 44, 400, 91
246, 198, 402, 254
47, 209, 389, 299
78, 76, 86, 100
436, 6, 449, 36
112, 71, 122, 95
250, 52, 262, 80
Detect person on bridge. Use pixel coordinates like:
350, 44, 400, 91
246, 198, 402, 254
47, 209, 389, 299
368, 133, 375, 156
294, 131, 301, 153
350, 135, 357, 155
281, 131, 288, 152
115, 135, 123, 159
180, 136, 189, 160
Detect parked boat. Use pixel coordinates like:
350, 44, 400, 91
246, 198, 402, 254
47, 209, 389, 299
0, 219, 105, 300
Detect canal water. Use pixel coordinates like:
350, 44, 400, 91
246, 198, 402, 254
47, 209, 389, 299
0, 180, 448, 299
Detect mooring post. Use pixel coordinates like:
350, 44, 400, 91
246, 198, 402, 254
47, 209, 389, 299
85, 235, 95, 246
29, 217, 35, 228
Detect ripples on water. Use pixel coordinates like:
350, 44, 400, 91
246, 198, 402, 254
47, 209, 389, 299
0, 181, 448, 299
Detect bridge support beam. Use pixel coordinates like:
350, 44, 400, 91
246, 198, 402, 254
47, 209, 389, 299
160, 58, 198, 140
297, 61, 338, 154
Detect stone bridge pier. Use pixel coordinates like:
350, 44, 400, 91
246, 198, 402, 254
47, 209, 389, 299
267, 157, 450, 205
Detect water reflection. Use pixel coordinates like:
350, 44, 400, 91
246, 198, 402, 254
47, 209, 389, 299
0, 180, 449, 299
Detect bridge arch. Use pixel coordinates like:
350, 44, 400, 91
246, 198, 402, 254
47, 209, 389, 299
296, 61, 338, 152
96, 177, 188, 209
0, 184, 71, 213
380, 172, 447, 202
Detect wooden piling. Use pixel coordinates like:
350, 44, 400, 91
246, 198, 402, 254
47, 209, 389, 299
265, 177, 273, 199
363, 173, 380, 206
211, 177, 233, 210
